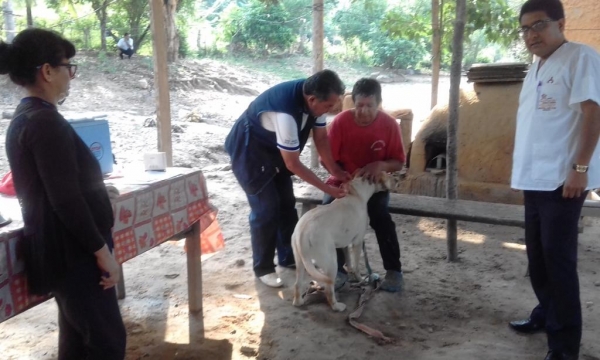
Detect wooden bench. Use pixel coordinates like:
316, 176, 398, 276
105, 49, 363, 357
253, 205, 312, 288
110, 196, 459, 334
294, 185, 600, 258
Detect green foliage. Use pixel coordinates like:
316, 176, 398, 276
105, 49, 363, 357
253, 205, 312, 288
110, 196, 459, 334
334, 0, 387, 44
220, 0, 296, 54
370, 37, 426, 69
331, 0, 426, 70
382, 0, 519, 68
178, 20, 190, 58
96, 50, 118, 73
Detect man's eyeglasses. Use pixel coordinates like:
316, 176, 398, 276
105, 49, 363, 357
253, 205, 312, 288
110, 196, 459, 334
36, 63, 78, 79
519, 19, 556, 37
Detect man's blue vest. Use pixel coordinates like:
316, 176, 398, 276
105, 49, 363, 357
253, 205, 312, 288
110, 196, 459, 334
224, 79, 318, 195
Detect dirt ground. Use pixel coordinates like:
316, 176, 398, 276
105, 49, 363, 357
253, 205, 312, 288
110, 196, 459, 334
1, 55, 599, 360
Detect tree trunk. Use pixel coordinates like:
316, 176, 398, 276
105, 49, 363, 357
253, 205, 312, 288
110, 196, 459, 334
446, 0, 466, 262
83, 28, 91, 49
297, 19, 306, 54
2, 0, 15, 43
25, 0, 33, 28
137, 24, 152, 53
310, 0, 324, 168
100, 13, 107, 51
431, 0, 441, 109
164, 0, 179, 63
93, 0, 109, 51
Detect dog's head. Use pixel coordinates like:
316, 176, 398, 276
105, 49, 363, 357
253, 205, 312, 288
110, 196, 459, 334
345, 172, 398, 201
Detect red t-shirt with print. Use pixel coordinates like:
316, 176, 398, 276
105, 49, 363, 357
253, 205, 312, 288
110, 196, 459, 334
325, 109, 405, 186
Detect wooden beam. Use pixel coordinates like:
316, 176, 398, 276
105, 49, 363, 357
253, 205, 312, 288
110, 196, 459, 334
149, 0, 173, 166
446, 0, 466, 262
310, 0, 324, 168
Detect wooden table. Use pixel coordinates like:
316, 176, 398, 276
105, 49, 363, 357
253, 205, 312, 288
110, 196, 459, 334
0, 167, 224, 323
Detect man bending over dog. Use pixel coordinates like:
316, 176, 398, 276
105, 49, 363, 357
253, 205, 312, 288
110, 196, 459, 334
323, 78, 405, 292
225, 70, 352, 288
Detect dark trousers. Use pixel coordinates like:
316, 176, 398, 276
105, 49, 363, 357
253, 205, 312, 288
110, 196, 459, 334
524, 187, 586, 355
246, 172, 297, 277
323, 191, 402, 274
52, 260, 126, 360
119, 48, 134, 59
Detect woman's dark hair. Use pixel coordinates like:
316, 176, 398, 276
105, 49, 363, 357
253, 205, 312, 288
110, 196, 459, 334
351, 78, 382, 105
519, 0, 565, 22
303, 69, 345, 101
0, 28, 76, 86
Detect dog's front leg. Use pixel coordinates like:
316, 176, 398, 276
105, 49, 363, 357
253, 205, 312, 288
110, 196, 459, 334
348, 232, 366, 283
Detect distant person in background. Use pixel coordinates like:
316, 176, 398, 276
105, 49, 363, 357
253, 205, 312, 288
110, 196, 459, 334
117, 33, 134, 60
0, 28, 126, 359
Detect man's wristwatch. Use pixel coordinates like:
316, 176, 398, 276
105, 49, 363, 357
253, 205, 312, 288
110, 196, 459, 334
572, 164, 589, 173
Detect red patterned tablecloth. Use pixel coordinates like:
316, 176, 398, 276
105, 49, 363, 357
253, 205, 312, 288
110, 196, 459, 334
0, 167, 224, 323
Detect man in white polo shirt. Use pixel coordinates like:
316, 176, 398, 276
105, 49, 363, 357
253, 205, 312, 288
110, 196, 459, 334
117, 33, 134, 60
509, 1, 600, 359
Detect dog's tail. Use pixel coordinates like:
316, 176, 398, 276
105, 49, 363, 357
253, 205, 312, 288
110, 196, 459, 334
296, 233, 333, 285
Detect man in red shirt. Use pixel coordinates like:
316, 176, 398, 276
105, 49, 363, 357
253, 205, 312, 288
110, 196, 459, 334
324, 78, 406, 292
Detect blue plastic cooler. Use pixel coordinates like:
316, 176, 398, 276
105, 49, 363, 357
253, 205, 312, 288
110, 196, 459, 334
68, 118, 114, 175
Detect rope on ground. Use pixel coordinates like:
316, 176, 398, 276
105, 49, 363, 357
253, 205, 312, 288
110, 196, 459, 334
347, 281, 393, 345
346, 242, 393, 344
302, 242, 394, 345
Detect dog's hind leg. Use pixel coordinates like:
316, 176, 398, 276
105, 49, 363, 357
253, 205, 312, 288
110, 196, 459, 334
323, 260, 346, 312
292, 236, 306, 307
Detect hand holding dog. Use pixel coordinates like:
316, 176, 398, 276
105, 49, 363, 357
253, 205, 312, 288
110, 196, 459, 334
356, 162, 384, 183
330, 165, 352, 183
326, 185, 347, 199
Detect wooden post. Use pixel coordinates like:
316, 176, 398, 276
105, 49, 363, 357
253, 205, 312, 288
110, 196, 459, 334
186, 221, 203, 313
310, 0, 324, 168
149, 0, 173, 166
431, 0, 442, 109
446, 0, 466, 262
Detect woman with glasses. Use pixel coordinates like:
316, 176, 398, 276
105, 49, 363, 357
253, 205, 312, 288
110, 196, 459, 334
0, 29, 126, 359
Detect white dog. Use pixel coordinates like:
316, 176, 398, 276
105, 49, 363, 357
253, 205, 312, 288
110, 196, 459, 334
291, 174, 394, 312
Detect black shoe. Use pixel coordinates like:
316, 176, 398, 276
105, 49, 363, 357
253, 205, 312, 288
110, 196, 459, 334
509, 318, 545, 334
544, 350, 579, 360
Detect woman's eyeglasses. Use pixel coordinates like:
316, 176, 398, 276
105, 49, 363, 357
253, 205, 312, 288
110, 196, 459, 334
55, 63, 78, 79
36, 63, 78, 79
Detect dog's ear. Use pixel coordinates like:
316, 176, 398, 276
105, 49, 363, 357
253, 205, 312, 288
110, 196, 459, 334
377, 172, 392, 189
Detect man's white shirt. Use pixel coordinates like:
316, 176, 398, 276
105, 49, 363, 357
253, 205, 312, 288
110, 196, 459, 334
259, 112, 327, 152
511, 42, 600, 191
117, 38, 134, 50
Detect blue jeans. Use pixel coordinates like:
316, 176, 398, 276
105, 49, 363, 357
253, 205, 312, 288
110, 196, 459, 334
524, 187, 586, 355
246, 172, 297, 277
323, 191, 401, 274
